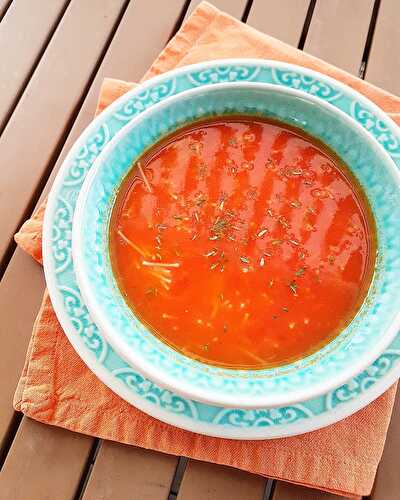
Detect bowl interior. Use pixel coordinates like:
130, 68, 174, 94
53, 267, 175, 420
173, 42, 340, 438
73, 82, 400, 406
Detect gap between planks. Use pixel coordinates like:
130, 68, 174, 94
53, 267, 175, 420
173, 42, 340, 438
0, 0, 131, 280
358, 0, 381, 78
0, 0, 71, 136
0, 0, 12, 22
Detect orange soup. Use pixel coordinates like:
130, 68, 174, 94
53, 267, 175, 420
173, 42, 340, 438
109, 117, 376, 369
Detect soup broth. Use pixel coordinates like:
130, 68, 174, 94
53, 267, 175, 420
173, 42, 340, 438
109, 117, 376, 369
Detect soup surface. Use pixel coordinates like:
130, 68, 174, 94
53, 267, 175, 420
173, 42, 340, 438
109, 117, 376, 369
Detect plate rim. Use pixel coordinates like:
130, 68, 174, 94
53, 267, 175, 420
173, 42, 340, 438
43, 58, 400, 439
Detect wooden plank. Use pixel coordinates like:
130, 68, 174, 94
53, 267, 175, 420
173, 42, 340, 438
35, 0, 187, 211
0, 0, 68, 132
86, 0, 187, 83
247, 0, 310, 47
0, 249, 45, 448
0, 0, 127, 268
185, 0, 248, 20
83, 441, 178, 500
273, 482, 344, 499
304, 0, 374, 75
365, 0, 400, 95
370, 386, 400, 499
0, 418, 93, 500
177, 460, 266, 500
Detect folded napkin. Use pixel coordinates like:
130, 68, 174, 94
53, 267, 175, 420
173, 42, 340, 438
14, 2, 400, 497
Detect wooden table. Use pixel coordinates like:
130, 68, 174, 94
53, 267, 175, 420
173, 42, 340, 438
0, 1, 399, 498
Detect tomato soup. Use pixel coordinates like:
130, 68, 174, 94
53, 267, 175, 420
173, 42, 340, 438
109, 117, 376, 369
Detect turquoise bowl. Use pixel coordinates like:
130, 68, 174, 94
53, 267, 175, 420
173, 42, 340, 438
72, 82, 400, 409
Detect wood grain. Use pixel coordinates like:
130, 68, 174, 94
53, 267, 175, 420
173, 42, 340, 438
185, 0, 248, 20
0, 418, 93, 500
83, 441, 178, 500
177, 460, 267, 500
273, 481, 345, 499
97, 0, 187, 83
0, 0, 68, 132
0, 249, 45, 449
304, 0, 374, 75
370, 386, 400, 500
247, 0, 310, 47
0, 0, 127, 268
23, 0, 188, 210
365, 0, 400, 95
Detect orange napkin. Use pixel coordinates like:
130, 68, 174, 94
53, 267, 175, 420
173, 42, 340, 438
14, 2, 400, 497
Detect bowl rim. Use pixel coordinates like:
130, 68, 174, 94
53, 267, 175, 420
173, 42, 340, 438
72, 78, 400, 409
43, 58, 397, 406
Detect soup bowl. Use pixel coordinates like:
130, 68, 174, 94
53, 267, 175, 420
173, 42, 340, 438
72, 81, 400, 408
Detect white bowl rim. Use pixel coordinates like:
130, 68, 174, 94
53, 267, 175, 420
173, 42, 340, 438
70, 75, 400, 408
